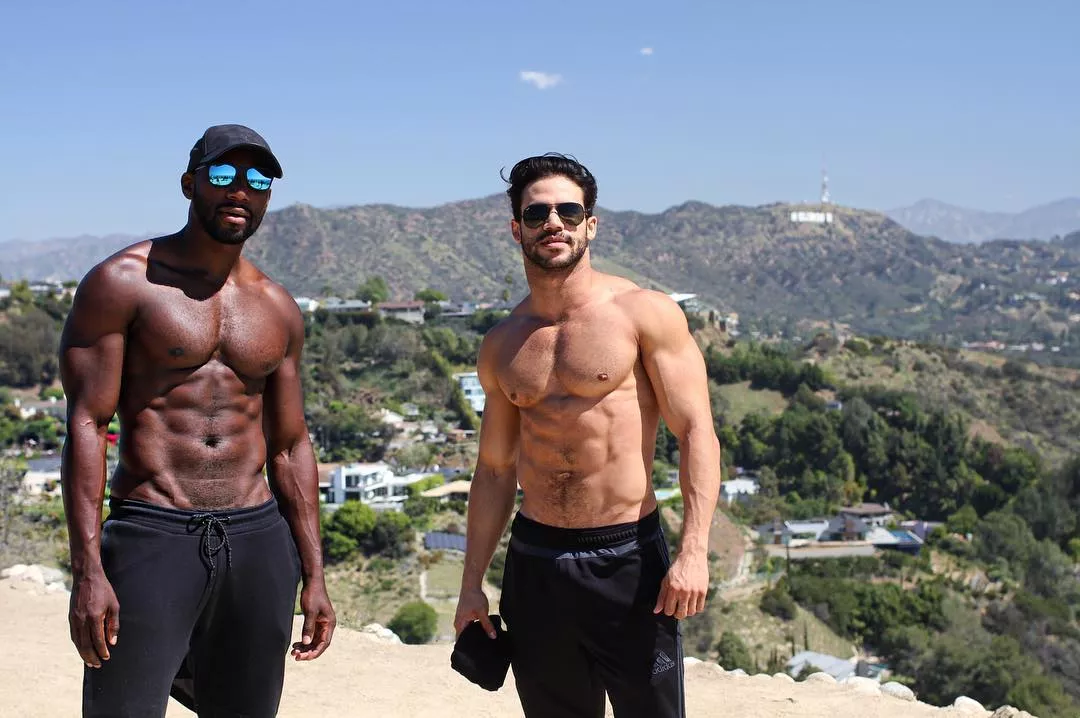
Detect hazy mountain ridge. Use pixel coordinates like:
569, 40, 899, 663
886, 197, 1080, 244
3, 197, 1079, 350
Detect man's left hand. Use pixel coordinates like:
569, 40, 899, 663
654, 551, 709, 620
292, 580, 336, 661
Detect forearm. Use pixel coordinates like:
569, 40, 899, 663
268, 438, 325, 584
61, 420, 109, 578
676, 423, 722, 558
460, 463, 517, 591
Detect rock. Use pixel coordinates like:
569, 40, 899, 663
840, 676, 881, 695
1, 564, 29, 579
359, 623, 402, 644
804, 672, 836, 685
772, 672, 795, 683
880, 681, 916, 702
953, 695, 987, 713
45, 581, 68, 595
991, 708, 1033, 718
751, 673, 771, 681
727, 669, 748, 678
682, 657, 701, 666
41, 567, 64, 584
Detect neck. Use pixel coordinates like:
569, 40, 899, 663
173, 222, 246, 283
523, 251, 596, 319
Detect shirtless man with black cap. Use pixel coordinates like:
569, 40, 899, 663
453, 153, 722, 717
60, 123, 335, 717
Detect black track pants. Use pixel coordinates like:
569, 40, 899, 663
82, 497, 301, 718
499, 509, 685, 718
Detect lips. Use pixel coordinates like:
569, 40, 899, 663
219, 206, 250, 226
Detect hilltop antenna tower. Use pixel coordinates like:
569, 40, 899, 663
821, 163, 831, 205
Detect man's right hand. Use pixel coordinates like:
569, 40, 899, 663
69, 570, 120, 668
454, 587, 496, 639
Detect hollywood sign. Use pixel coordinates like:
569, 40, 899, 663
791, 211, 834, 224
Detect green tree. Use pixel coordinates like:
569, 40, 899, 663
388, 601, 438, 644
356, 276, 390, 304
414, 288, 447, 303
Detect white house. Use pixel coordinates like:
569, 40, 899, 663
292, 296, 321, 312
327, 462, 431, 509
720, 477, 759, 504
377, 301, 426, 324
454, 371, 486, 414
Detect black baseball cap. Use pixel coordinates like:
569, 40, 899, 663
186, 124, 284, 178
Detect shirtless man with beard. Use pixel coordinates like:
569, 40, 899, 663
454, 153, 722, 718
60, 124, 335, 717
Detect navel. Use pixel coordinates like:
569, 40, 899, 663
204, 435, 221, 448
509, 391, 518, 401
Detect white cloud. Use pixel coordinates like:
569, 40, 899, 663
519, 71, 562, 90
640, 47, 654, 56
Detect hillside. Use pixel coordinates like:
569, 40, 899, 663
886, 198, 1080, 244
4, 198, 1080, 359
810, 338, 1080, 467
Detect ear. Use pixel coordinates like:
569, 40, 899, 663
585, 214, 598, 241
181, 172, 195, 200
510, 219, 522, 245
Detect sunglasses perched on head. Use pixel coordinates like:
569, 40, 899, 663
201, 163, 274, 192
520, 202, 588, 229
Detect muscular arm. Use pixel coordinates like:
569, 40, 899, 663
455, 330, 520, 637
59, 262, 135, 581
59, 258, 137, 665
263, 292, 334, 659
263, 297, 323, 580
637, 293, 722, 614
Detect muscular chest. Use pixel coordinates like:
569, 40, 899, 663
132, 288, 288, 378
498, 313, 639, 405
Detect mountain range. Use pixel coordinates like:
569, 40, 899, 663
885, 197, 1080, 244
2, 197, 1079, 351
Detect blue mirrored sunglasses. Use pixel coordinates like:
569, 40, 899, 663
204, 163, 273, 191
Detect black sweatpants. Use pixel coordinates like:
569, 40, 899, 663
499, 509, 685, 718
83, 497, 301, 718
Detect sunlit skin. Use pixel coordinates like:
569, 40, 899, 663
454, 175, 722, 638
59, 147, 335, 669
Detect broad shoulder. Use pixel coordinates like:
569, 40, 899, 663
614, 287, 690, 345
73, 239, 154, 305
240, 263, 304, 331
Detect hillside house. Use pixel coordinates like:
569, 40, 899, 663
837, 503, 895, 528
14, 397, 66, 420
377, 301, 426, 324
326, 462, 431, 509
421, 479, 471, 503
720, 477, 759, 504
321, 298, 373, 314
453, 371, 486, 414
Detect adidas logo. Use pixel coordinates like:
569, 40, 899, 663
652, 650, 676, 676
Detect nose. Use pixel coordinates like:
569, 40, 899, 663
543, 207, 564, 231
225, 184, 249, 202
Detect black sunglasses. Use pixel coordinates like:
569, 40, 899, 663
520, 202, 588, 229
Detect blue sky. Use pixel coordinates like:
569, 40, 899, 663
1, 0, 1076, 241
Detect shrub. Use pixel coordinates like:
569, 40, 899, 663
388, 601, 438, 644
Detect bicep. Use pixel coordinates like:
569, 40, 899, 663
475, 387, 519, 471
59, 268, 133, 423
475, 334, 519, 472
640, 305, 713, 438
263, 307, 309, 454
